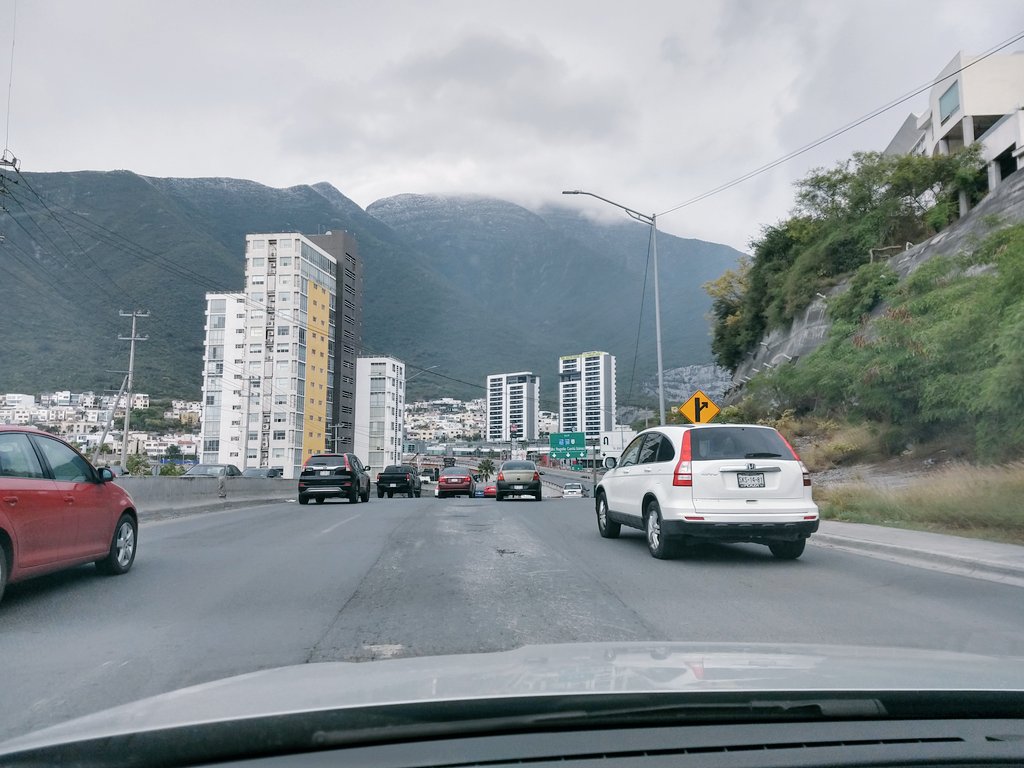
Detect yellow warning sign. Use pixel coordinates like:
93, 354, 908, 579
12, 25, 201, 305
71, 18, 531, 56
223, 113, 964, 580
678, 390, 720, 423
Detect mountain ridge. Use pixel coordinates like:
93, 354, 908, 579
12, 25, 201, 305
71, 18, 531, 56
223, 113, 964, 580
0, 171, 744, 405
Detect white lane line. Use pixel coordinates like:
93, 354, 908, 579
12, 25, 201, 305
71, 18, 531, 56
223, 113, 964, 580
319, 515, 360, 535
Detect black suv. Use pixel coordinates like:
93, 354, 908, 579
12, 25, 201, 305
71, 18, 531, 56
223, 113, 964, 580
297, 453, 371, 505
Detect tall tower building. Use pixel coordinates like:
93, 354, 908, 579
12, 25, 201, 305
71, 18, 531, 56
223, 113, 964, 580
486, 372, 540, 442
558, 351, 616, 439
199, 231, 362, 478
355, 356, 406, 470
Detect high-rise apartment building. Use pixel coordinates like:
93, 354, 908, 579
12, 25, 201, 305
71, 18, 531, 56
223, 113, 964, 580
355, 356, 406, 470
558, 351, 616, 439
199, 231, 362, 478
486, 372, 540, 442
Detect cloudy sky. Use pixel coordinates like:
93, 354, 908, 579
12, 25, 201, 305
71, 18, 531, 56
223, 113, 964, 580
2, 0, 1022, 250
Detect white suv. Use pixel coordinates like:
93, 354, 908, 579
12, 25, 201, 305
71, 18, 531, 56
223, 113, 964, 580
595, 424, 818, 560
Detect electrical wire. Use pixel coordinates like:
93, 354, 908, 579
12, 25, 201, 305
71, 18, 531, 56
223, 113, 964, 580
2, 0, 15, 152
657, 29, 1024, 218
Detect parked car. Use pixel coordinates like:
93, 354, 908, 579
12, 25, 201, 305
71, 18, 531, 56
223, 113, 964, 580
297, 453, 371, 505
484, 484, 496, 498
183, 463, 242, 477
376, 464, 422, 498
595, 424, 818, 560
418, 469, 433, 484
0, 426, 139, 604
495, 460, 543, 501
436, 466, 476, 498
562, 482, 586, 498
241, 467, 283, 478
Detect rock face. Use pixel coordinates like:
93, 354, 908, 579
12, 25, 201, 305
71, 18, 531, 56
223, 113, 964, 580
729, 169, 1024, 400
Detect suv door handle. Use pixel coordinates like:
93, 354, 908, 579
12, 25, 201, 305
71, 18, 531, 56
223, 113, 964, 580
3, 496, 17, 506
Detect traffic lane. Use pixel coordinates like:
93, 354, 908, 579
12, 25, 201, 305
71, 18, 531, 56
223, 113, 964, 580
0, 497, 418, 742
307, 495, 661, 662
516, 499, 1024, 656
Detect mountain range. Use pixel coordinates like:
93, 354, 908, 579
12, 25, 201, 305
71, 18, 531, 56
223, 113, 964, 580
0, 171, 743, 407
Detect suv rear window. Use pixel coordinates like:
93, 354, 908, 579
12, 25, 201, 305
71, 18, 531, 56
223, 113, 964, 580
502, 461, 535, 470
306, 455, 345, 467
383, 465, 403, 473
690, 427, 796, 461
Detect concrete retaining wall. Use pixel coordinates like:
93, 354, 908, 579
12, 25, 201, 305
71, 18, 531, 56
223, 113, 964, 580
113, 476, 293, 519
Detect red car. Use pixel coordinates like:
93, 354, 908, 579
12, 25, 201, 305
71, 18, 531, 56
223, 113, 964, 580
484, 484, 497, 498
437, 466, 476, 498
0, 426, 139, 604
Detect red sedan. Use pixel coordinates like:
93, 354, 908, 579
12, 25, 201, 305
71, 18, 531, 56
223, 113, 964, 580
437, 466, 476, 498
0, 426, 139, 604
484, 484, 497, 498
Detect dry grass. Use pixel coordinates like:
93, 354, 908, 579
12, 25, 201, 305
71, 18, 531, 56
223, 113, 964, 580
817, 462, 1024, 545
799, 422, 882, 472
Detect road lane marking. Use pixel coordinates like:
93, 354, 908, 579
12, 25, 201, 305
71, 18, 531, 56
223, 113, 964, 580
319, 515, 360, 535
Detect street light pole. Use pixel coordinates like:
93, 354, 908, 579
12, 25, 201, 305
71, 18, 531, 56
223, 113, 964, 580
562, 190, 666, 425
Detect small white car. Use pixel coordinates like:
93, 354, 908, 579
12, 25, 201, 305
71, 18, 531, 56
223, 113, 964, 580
595, 424, 818, 560
562, 482, 586, 498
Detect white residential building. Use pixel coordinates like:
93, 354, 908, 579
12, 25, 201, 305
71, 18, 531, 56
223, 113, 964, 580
486, 372, 540, 442
558, 351, 616, 440
198, 232, 363, 479
199, 292, 248, 467
355, 356, 406, 470
885, 50, 1024, 204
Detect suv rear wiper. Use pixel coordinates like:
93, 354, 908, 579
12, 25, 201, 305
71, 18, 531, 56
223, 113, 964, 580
745, 452, 783, 458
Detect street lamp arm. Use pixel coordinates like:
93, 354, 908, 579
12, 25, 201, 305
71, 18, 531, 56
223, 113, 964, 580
561, 190, 653, 225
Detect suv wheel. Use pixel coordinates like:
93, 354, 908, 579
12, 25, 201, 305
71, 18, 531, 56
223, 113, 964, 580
298, 495, 309, 505
596, 493, 620, 538
645, 500, 673, 559
769, 539, 806, 560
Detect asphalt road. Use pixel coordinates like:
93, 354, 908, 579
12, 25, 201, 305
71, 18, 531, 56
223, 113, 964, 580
2, 494, 1024, 742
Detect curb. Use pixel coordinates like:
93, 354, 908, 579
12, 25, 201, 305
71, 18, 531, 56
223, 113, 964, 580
811, 531, 1024, 588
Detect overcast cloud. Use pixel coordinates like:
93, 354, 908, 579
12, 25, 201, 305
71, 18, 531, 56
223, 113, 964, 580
2, 0, 1022, 250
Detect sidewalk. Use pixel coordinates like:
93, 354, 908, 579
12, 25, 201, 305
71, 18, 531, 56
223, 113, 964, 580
813, 520, 1024, 588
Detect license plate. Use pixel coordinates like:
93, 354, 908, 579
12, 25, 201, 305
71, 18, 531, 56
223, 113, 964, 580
737, 472, 765, 489
319, 470, 330, 476
389, 483, 397, 487
514, 484, 524, 490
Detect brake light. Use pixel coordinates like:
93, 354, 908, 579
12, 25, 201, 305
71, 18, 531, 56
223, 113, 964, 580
801, 462, 811, 487
532, 472, 540, 482
407, 473, 413, 483
673, 430, 692, 487
377, 473, 382, 482
497, 472, 504, 481
343, 455, 351, 472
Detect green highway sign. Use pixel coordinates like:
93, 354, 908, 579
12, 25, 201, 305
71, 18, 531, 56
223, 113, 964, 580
549, 431, 588, 459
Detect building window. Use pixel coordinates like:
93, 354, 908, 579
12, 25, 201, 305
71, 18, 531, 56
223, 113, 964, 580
939, 80, 960, 124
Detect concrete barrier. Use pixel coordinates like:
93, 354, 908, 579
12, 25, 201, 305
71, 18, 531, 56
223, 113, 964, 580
113, 476, 293, 520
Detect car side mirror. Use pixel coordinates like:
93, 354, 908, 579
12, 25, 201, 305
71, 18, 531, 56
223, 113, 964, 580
98, 467, 115, 483
604, 457, 617, 469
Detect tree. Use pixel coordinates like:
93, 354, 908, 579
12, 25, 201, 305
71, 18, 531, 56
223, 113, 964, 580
126, 454, 151, 476
165, 444, 182, 459
476, 458, 496, 481
159, 463, 185, 476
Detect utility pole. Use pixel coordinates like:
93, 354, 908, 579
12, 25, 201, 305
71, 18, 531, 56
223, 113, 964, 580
119, 310, 149, 470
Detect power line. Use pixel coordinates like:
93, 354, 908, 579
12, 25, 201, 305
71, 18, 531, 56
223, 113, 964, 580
657, 29, 1024, 218
2, 0, 15, 152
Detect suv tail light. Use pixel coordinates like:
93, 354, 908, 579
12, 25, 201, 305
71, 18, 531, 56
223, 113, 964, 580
497, 472, 504, 481
672, 430, 693, 487
801, 462, 811, 487
377, 473, 382, 482
532, 472, 540, 482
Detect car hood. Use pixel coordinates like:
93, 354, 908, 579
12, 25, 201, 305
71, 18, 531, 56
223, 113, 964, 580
3, 642, 1023, 754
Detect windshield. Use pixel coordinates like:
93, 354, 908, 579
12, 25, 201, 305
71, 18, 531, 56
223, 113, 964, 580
2, 1, 1023, 758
